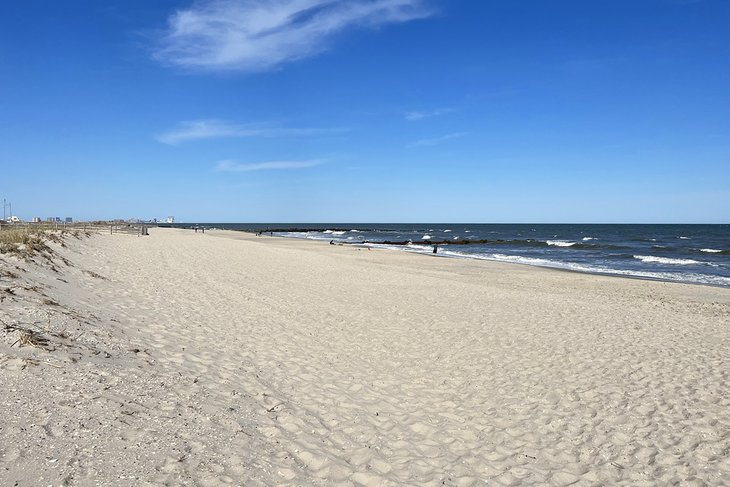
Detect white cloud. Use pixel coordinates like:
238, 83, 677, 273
405, 108, 453, 121
154, 0, 432, 72
157, 119, 345, 145
215, 159, 324, 171
408, 132, 467, 147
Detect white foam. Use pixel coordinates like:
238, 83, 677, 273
679, 236, 690, 239
281, 231, 343, 242
472, 254, 729, 286
323, 230, 334, 234
331, 231, 346, 235
280, 232, 311, 239
422, 235, 432, 240
700, 248, 722, 253
443, 229, 452, 233
362, 244, 730, 287
404, 243, 434, 253
582, 237, 595, 241
633, 255, 704, 266
546, 240, 576, 247
487, 253, 557, 266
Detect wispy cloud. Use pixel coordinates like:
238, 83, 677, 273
157, 119, 345, 145
154, 0, 433, 72
215, 159, 324, 172
408, 132, 467, 147
405, 108, 453, 121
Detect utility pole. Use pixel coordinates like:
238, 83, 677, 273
2, 198, 5, 221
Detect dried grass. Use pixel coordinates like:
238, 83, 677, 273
0, 228, 55, 259
3, 322, 51, 350
0, 228, 41, 244
1, 269, 19, 279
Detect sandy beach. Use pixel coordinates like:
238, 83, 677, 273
1, 228, 729, 486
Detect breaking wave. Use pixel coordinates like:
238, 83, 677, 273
633, 255, 706, 266
546, 240, 576, 247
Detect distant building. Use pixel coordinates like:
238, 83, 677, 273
54, 217, 62, 223
166, 216, 175, 224
8, 216, 21, 223
65, 217, 73, 223
47, 217, 54, 223
32, 217, 41, 223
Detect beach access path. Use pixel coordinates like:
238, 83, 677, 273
1, 227, 729, 486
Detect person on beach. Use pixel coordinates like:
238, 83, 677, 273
433, 244, 438, 254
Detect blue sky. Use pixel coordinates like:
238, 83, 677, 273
1, 0, 728, 223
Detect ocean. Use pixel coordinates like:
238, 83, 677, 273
172, 224, 730, 287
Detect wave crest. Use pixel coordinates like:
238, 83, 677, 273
633, 255, 703, 266
546, 240, 576, 247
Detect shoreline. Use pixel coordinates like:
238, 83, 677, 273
218, 228, 730, 290
1, 228, 729, 485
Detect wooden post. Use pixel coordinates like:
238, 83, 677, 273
110, 224, 113, 235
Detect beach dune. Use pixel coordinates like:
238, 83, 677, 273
1, 228, 729, 486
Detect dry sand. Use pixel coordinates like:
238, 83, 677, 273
1, 228, 729, 486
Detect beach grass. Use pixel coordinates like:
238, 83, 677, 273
0, 227, 94, 265
0, 228, 46, 245
0, 227, 62, 258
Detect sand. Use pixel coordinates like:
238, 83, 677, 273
1, 228, 729, 486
